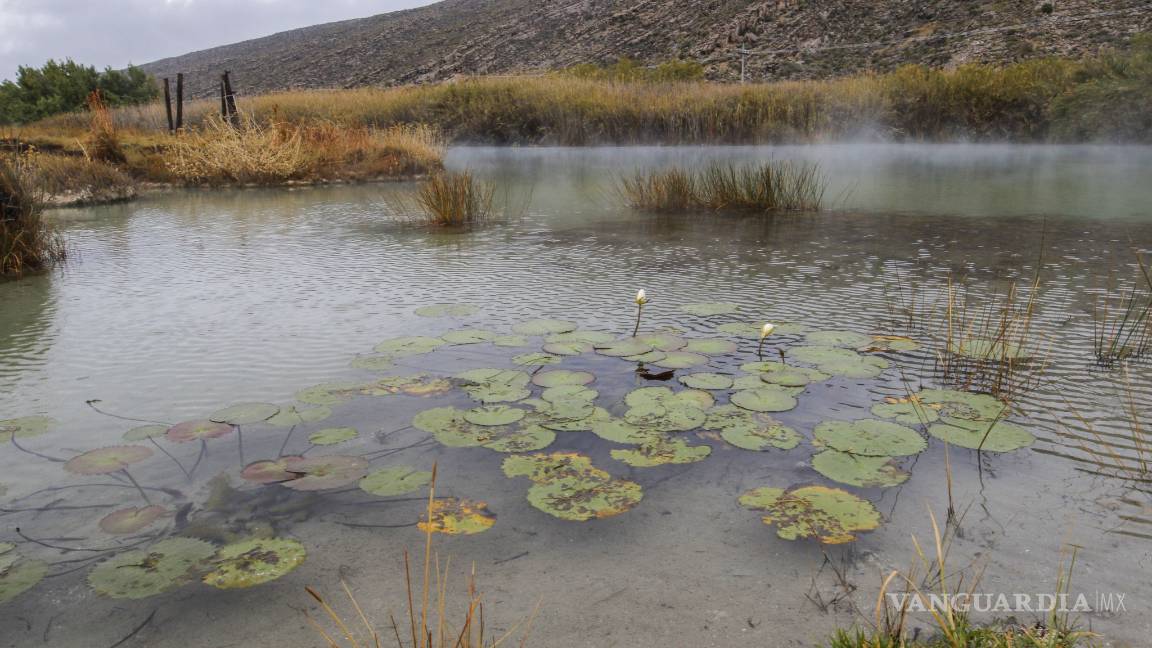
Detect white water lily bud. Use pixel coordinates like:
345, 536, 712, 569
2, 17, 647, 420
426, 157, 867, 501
635, 289, 647, 305
760, 323, 775, 339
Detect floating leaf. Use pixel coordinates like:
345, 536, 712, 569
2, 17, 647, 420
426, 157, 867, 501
99, 505, 169, 534
738, 485, 881, 544
652, 352, 709, 369
730, 387, 798, 413
591, 418, 666, 444
464, 405, 526, 426
512, 352, 561, 366
741, 361, 829, 386
811, 450, 910, 488
482, 425, 556, 453
594, 339, 653, 357
717, 321, 808, 337
681, 302, 740, 316
871, 400, 940, 425
414, 407, 500, 447
418, 498, 496, 535
542, 341, 591, 356
359, 466, 433, 497
790, 346, 889, 379
456, 368, 532, 403
634, 333, 687, 352
241, 456, 305, 484
683, 339, 738, 355
350, 356, 395, 371
166, 420, 233, 443
0, 554, 47, 603
531, 370, 595, 388
122, 425, 168, 442
624, 404, 706, 432
623, 350, 667, 363
928, 418, 1035, 452
806, 330, 872, 348
309, 427, 359, 446
415, 303, 476, 318
526, 474, 643, 521
374, 336, 446, 356
442, 329, 499, 345
813, 419, 927, 457
541, 384, 598, 403
362, 374, 453, 397
295, 382, 364, 406
280, 455, 367, 491
679, 372, 734, 390
611, 438, 711, 467
64, 445, 153, 475
916, 389, 1006, 421
704, 406, 800, 451
493, 335, 531, 348
502, 452, 606, 482
0, 416, 55, 441
88, 538, 215, 599
863, 335, 921, 353
266, 405, 332, 427
513, 319, 577, 336
210, 403, 280, 426
202, 537, 307, 589
547, 330, 615, 345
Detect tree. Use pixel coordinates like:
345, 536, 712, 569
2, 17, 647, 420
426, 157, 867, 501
0, 59, 159, 124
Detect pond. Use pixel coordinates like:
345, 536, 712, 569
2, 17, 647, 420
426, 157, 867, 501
1, 144, 1150, 647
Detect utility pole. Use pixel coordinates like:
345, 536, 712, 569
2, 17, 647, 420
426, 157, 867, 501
737, 47, 751, 84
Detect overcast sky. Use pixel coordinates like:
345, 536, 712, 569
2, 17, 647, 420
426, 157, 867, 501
0, 0, 435, 81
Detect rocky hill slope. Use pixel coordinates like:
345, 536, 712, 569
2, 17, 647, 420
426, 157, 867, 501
141, 0, 1152, 97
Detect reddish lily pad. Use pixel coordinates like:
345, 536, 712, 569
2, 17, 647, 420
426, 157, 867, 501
241, 456, 305, 484
279, 455, 368, 491
167, 420, 233, 444
64, 445, 154, 475
99, 505, 169, 534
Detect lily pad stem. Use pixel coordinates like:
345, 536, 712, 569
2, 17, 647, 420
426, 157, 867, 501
632, 304, 643, 337
120, 469, 152, 504
9, 436, 66, 463
189, 439, 208, 478
147, 437, 189, 479
277, 425, 297, 458
85, 400, 171, 427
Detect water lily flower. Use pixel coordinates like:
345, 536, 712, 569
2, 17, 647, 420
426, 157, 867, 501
760, 323, 776, 339
635, 289, 648, 306
632, 290, 648, 336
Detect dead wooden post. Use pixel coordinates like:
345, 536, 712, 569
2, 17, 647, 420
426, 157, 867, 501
175, 73, 184, 131
162, 78, 174, 133
219, 80, 227, 120
222, 70, 239, 126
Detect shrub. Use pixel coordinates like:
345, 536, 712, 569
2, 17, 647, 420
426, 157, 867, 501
0, 155, 66, 278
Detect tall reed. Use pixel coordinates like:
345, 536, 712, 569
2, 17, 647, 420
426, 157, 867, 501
1092, 257, 1152, 365
411, 171, 495, 227
619, 161, 825, 213
0, 155, 66, 278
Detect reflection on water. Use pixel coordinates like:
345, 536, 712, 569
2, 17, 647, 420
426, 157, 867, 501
0, 145, 1150, 647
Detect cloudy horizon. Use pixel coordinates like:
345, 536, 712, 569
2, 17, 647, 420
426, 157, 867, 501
0, 0, 435, 82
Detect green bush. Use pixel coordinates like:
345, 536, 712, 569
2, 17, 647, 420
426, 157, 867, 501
566, 57, 704, 82
0, 59, 159, 125
1050, 35, 1152, 141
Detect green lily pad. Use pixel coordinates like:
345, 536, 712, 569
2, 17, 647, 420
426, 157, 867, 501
862, 335, 921, 352
542, 341, 591, 356
623, 386, 675, 409
418, 498, 496, 534
531, 370, 595, 388
704, 406, 800, 451
512, 352, 561, 365
166, 420, 233, 443
266, 405, 332, 427
624, 404, 706, 432
870, 400, 940, 425
928, 418, 1035, 452
350, 356, 395, 371
64, 445, 153, 475
717, 321, 808, 337
741, 361, 829, 386
493, 335, 531, 348
806, 330, 873, 348
482, 425, 556, 453
730, 387, 798, 413
541, 385, 598, 403
202, 538, 306, 589
513, 319, 577, 336
359, 466, 433, 497
611, 438, 711, 467
0, 553, 47, 603
295, 382, 364, 406
362, 374, 453, 397
813, 419, 927, 457
308, 427, 359, 445
415, 303, 477, 318
683, 339, 739, 355
811, 450, 910, 488
210, 403, 281, 426
594, 339, 653, 357
502, 451, 607, 482
442, 329, 499, 345
88, 538, 214, 599
536, 399, 597, 426
280, 455, 368, 491
738, 485, 881, 544
652, 352, 710, 369
623, 350, 668, 363
414, 407, 501, 447
790, 346, 889, 379
455, 368, 532, 403
374, 336, 446, 356
591, 418, 667, 444
526, 474, 643, 521
634, 333, 688, 352
679, 372, 734, 390
241, 456, 305, 484
547, 331, 616, 345
99, 505, 169, 534
122, 425, 168, 442
916, 390, 1007, 421
464, 405, 526, 426
0, 416, 55, 441
681, 302, 740, 316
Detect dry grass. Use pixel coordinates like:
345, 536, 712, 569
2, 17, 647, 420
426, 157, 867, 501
619, 161, 825, 213
1, 155, 66, 278
22, 151, 136, 205
82, 91, 126, 164
406, 171, 496, 227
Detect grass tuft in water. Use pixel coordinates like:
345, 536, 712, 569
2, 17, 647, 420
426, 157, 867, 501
619, 161, 825, 213
411, 171, 496, 227
0, 155, 66, 279
1092, 256, 1152, 366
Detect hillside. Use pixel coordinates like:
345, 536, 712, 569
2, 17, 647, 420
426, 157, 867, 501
142, 0, 1152, 97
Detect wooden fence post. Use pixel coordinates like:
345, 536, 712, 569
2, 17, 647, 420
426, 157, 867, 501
175, 73, 184, 131
222, 70, 239, 126
162, 78, 174, 133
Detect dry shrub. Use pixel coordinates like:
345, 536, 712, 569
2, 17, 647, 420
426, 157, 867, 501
83, 91, 127, 164
1, 155, 66, 278
301, 122, 443, 179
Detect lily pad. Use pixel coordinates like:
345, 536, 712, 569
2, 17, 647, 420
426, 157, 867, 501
295, 382, 364, 406
730, 387, 798, 413
442, 329, 499, 345
122, 425, 168, 442
681, 302, 740, 316
415, 303, 476, 318
482, 425, 556, 453
683, 339, 738, 355
704, 406, 800, 451
359, 466, 433, 497
512, 352, 561, 366
623, 350, 668, 363
99, 505, 169, 534
738, 485, 881, 544
594, 339, 653, 357
166, 420, 233, 443
542, 341, 591, 356
241, 456, 305, 484
813, 419, 927, 457
202, 538, 306, 589
526, 474, 643, 521
790, 346, 889, 379
362, 374, 453, 397
308, 427, 359, 446
418, 498, 496, 535
502, 451, 607, 482
717, 321, 808, 337
513, 319, 577, 336
88, 538, 215, 599
679, 372, 734, 390
0, 553, 47, 603
374, 336, 446, 356
611, 438, 711, 467
624, 404, 706, 432
741, 361, 830, 386
64, 445, 153, 475
916, 389, 1007, 421
871, 400, 940, 425
806, 330, 873, 348
455, 368, 532, 403
414, 407, 497, 447
493, 335, 531, 348
210, 403, 281, 426
652, 352, 710, 369
591, 418, 666, 444
547, 331, 616, 345
279, 455, 367, 491
634, 333, 688, 352
0, 416, 55, 441
541, 384, 598, 403
464, 405, 526, 426
862, 335, 921, 353
350, 356, 395, 371
531, 370, 595, 388
811, 450, 910, 488
928, 418, 1035, 452
266, 405, 332, 427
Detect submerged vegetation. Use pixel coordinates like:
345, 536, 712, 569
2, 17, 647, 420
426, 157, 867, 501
619, 161, 826, 213
0, 155, 66, 278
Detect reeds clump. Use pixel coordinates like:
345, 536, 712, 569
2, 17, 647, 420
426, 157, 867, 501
412, 171, 495, 226
1092, 257, 1151, 366
1, 155, 66, 278
619, 161, 825, 213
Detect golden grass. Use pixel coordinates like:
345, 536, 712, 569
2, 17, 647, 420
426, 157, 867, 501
619, 161, 825, 213
22, 151, 136, 205
406, 171, 495, 227
1, 155, 66, 278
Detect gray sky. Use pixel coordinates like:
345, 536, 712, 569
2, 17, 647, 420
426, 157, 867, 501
0, 0, 435, 81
